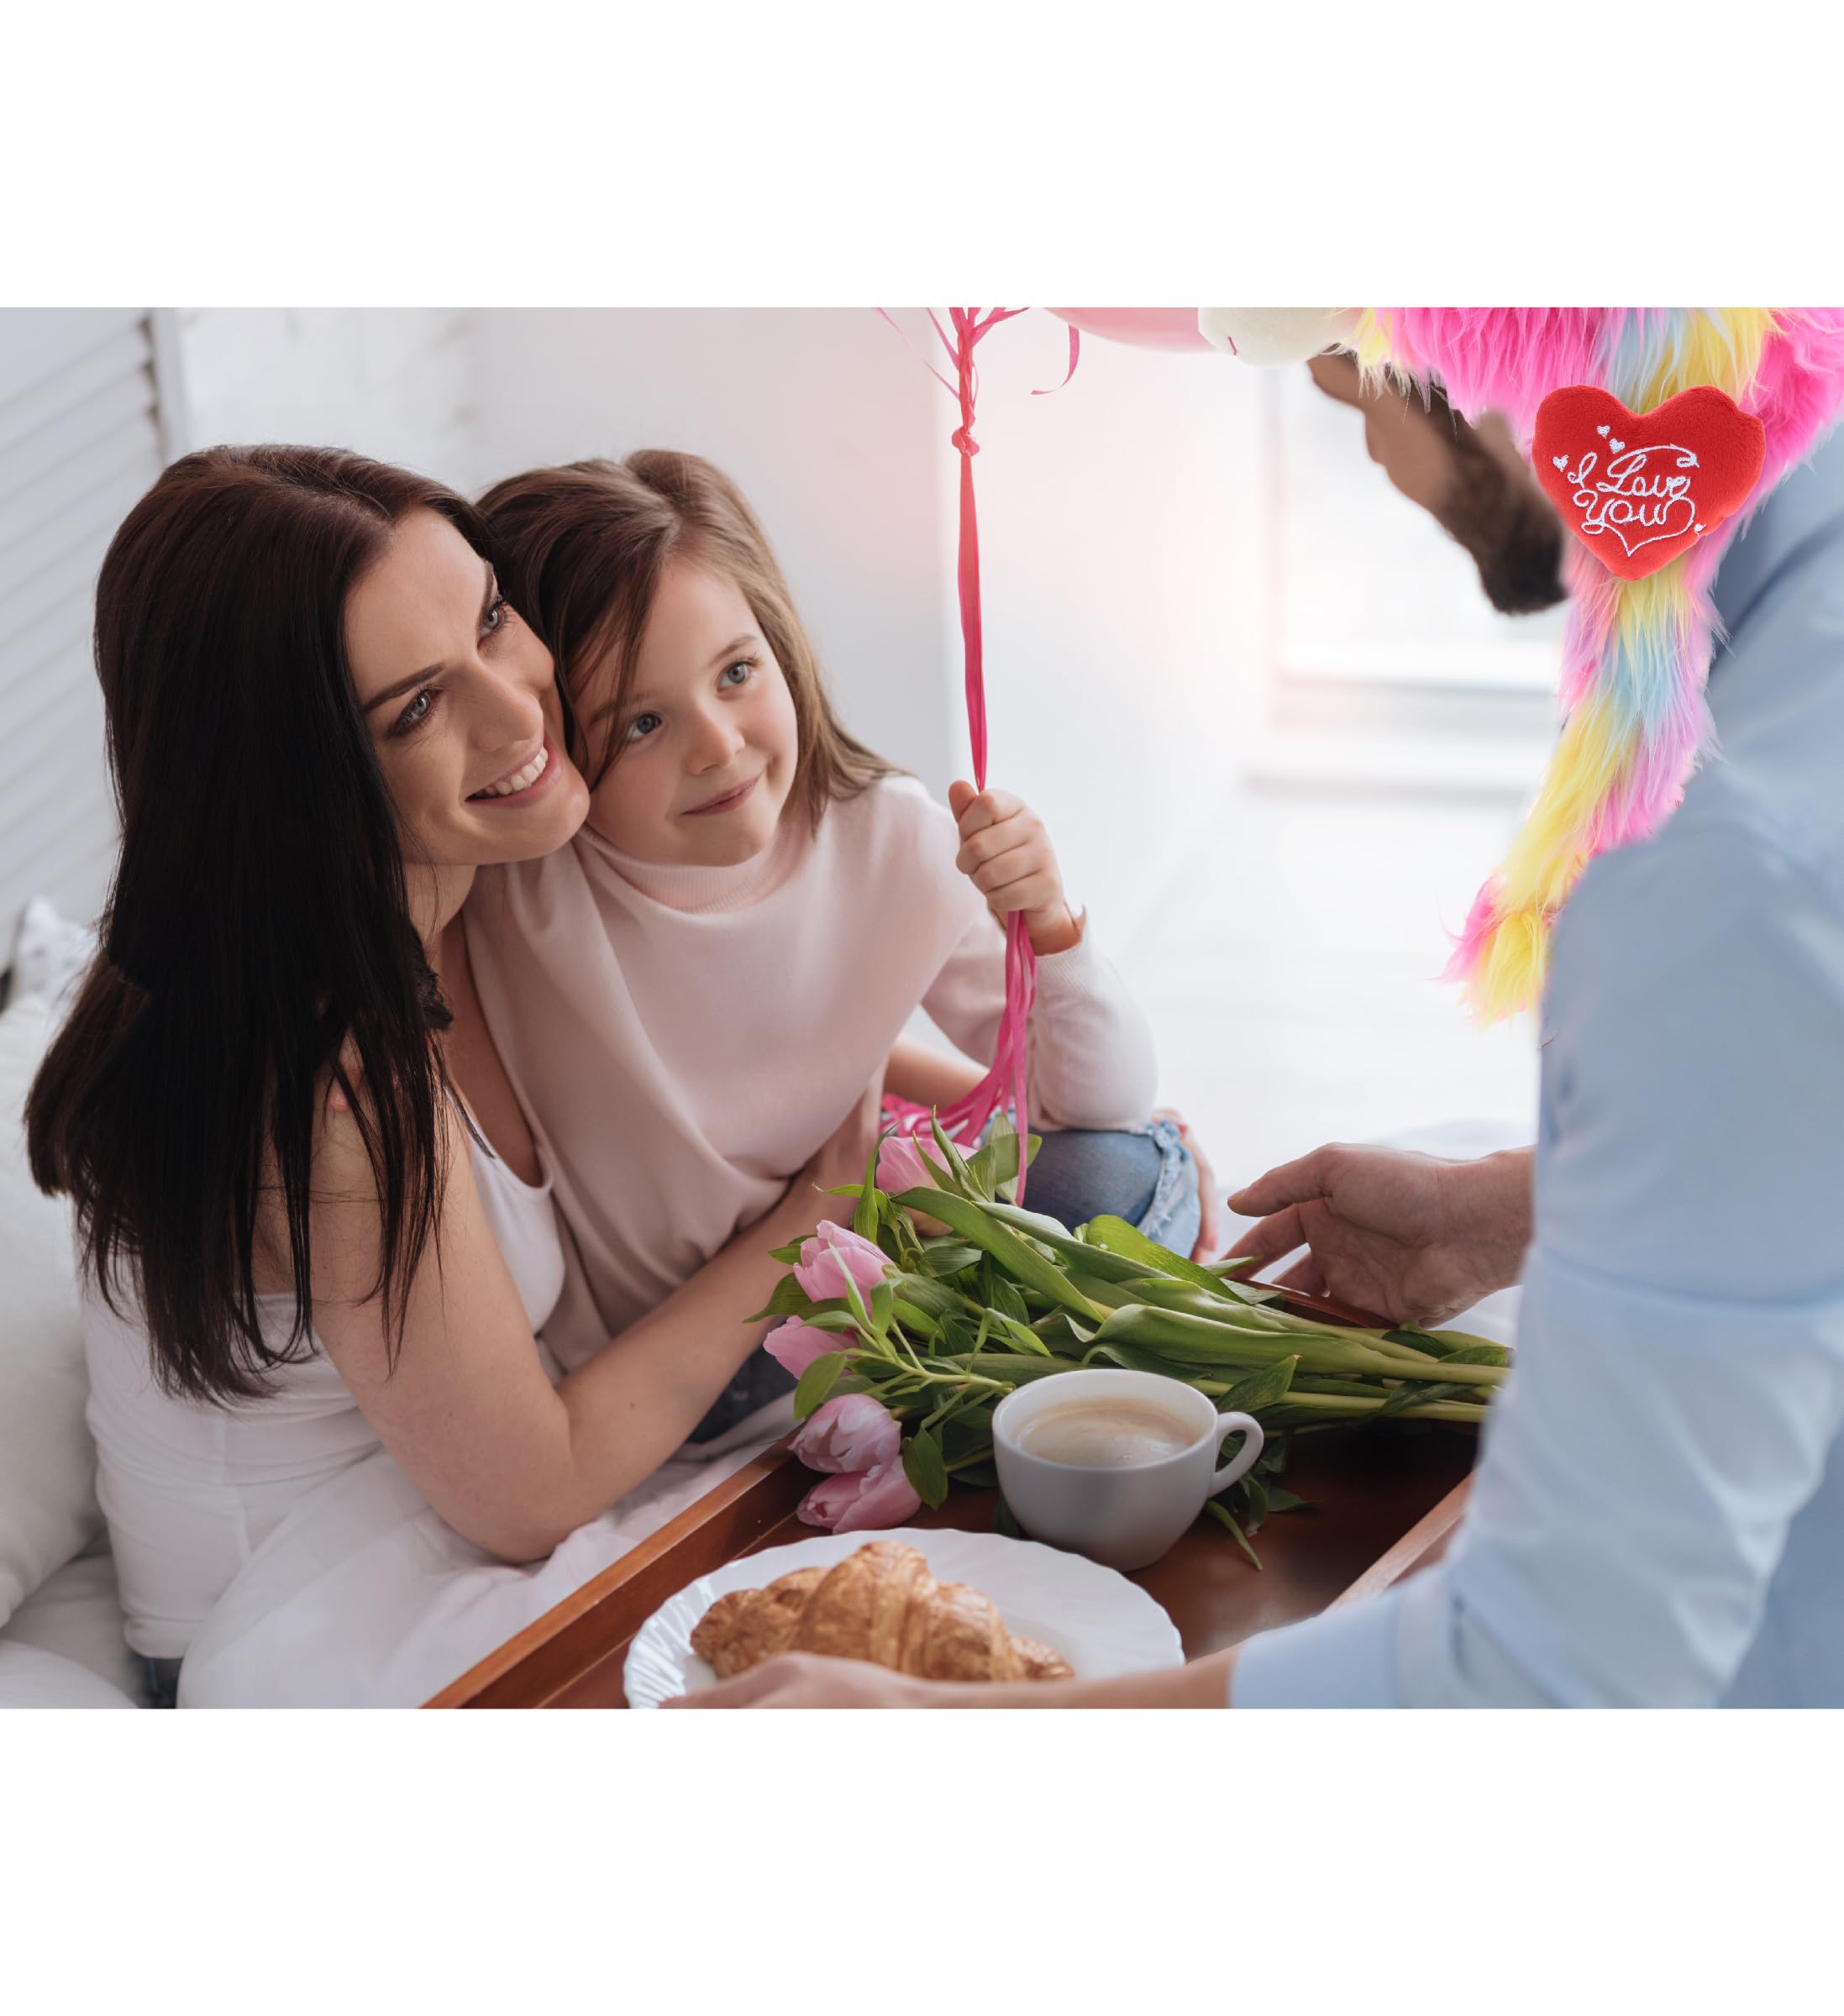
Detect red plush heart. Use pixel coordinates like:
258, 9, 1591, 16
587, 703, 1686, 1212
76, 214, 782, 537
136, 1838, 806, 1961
1532, 384, 1766, 581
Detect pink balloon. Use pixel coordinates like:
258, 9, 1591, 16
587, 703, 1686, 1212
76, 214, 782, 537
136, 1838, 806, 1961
1045, 307, 1212, 354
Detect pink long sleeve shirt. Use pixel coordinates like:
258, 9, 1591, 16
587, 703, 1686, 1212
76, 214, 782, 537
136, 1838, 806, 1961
465, 776, 1158, 1368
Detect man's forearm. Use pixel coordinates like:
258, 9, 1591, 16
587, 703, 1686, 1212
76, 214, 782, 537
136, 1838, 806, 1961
938, 1646, 1240, 1709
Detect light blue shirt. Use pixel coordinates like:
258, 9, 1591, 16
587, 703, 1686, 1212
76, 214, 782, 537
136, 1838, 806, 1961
1235, 425, 1844, 1708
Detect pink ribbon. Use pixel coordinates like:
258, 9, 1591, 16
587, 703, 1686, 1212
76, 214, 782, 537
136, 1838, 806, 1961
875, 308, 1077, 1198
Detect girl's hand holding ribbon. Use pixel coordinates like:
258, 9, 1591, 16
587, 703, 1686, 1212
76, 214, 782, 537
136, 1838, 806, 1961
947, 780, 1081, 955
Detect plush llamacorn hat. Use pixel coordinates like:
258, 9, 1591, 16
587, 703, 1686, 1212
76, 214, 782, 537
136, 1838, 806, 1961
1208, 307, 1844, 1020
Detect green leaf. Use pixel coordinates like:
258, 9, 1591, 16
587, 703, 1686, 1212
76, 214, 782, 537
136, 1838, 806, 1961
1086, 1337, 1198, 1379
1206, 1499, 1263, 1569
952, 1461, 1000, 1489
793, 1352, 848, 1420
1421, 1328, 1511, 1360
993, 1495, 1023, 1540
768, 1238, 806, 1265
984, 1203, 1148, 1280
991, 1312, 1052, 1357
801, 1308, 868, 1333
1240, 1473, 1271, 1536
869, 1280, 895, 1339
854, 1126, 887, 1240
963, 1142, 999, 1201
888, 1188, 1109, 1321
1263, 1485, 1314, 1515
901, 1429, 950, 1509
987, 1274, 1030, 1326
1430, 1341, 1512, 1368
1212, 1253, 1264, 1278
743, 1273, 817, 1325
928, 1112, 979, 1200
1080, 1214, 1268, 1304
1217, 1357, 1300, 1413
940, 1407, 996, 1462
917, 1241, 983, 1278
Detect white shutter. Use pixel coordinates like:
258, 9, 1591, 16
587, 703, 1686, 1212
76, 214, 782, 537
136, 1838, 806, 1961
0, 308, 175, 946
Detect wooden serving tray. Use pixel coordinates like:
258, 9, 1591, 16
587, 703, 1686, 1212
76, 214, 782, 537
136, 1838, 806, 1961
427, 1279, 1479, 1709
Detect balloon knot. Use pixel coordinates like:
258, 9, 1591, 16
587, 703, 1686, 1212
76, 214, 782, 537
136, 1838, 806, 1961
950, 425, 980, 457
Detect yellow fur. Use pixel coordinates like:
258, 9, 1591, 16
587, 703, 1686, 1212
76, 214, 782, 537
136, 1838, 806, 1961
1635, 309, 1777, 407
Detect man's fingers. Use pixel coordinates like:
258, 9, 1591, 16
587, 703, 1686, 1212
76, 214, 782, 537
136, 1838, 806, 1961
1224, 1201, 1310, 1265
1225, 1145, 1333, 1219
663, 1664, 780, 1709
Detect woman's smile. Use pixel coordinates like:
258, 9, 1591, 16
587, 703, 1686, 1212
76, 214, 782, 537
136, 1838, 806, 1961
467, 732, 561, 806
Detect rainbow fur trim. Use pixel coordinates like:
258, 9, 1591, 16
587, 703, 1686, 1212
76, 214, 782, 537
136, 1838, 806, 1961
1350, 308, 1844, 1021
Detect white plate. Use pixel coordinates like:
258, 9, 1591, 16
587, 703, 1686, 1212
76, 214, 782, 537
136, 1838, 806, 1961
623, 1525, 1184, 1709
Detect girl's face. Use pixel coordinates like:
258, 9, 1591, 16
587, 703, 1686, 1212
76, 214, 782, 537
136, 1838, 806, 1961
577, 558, 800, 866
344, 509, 590, 874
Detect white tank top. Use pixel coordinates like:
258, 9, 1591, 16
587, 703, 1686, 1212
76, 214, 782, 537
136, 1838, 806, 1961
84, 1134, 566, 1660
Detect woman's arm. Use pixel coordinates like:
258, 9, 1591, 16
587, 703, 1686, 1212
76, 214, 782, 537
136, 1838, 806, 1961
311, 1082, 881, 1562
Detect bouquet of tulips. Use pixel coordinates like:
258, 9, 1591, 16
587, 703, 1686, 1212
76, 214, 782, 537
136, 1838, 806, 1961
753, 1116, 1510, 1567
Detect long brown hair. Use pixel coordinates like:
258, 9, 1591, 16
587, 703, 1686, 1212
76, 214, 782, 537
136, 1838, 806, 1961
476, 449, 897, 826
28, 446, 480, 1402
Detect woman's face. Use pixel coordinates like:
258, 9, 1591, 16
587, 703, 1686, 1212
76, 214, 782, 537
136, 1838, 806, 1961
344, 509, 590, 872
574, 559, 801, 866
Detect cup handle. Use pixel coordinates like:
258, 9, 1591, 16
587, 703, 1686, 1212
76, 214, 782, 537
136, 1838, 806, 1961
1210, 1412, 1265, 1494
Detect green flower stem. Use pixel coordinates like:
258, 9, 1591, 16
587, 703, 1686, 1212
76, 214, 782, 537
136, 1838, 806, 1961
1257, 1391, 1489, 1425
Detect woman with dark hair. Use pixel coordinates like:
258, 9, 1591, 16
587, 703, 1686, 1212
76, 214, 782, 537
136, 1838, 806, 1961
27, 445, 878, 1704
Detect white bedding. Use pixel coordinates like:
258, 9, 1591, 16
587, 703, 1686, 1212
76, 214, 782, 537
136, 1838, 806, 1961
176, 1417, 791, 1708
0, 1536, 145, 1707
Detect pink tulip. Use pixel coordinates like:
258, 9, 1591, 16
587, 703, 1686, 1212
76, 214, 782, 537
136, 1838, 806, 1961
763, 1320, 841, 1378
792, 1221, 889, 1303
790, 1394, 901, 1475
875, 1131, 934, 1195
796, 1457, 922, 1534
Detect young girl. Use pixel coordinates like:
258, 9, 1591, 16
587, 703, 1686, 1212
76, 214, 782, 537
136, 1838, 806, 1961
466, 450, 1198, 1432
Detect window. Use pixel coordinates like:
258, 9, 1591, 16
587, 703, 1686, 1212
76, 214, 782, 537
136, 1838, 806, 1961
0, 309, 182, 936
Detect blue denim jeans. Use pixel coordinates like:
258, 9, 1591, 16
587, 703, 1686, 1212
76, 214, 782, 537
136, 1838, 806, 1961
688, 1117, 1200, 1443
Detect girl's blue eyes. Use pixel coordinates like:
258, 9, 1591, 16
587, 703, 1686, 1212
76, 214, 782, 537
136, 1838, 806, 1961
624, 659, 755, 743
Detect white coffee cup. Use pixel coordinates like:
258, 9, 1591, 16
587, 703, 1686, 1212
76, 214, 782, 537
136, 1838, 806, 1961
991, 1368, 1265, 1572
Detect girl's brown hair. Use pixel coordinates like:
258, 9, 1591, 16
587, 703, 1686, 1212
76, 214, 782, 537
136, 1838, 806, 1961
476, 449, 898, 826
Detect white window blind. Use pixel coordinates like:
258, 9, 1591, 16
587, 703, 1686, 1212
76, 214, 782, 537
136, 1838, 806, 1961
0, 308, 181, 942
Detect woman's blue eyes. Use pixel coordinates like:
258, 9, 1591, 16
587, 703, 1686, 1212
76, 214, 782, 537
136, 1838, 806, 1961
388, 595, 516, 738
624, 660, 754, 743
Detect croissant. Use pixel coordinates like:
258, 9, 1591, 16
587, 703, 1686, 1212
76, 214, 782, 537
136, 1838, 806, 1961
691, 1540, 1073, 1684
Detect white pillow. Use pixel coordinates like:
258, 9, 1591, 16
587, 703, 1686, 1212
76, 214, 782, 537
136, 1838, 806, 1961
0, 990, 100, 1629
10, 895, 97, 1013
0, 1641, 136, 1709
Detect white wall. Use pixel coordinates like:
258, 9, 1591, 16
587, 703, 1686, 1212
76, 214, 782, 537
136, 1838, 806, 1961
176, 308, 483, 491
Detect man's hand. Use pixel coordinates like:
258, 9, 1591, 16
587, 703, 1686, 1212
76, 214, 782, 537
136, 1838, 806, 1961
948, 781, 1080, 955
1226, 1143, 1535, 1326
665, 1652, 933, 1709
